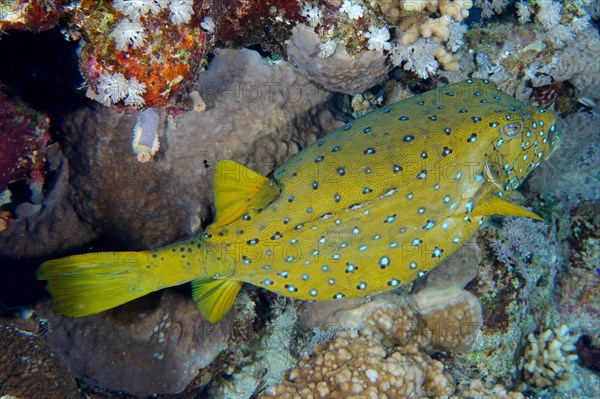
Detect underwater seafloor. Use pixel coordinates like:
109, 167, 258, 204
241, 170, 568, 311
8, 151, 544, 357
0, 1, 599, 398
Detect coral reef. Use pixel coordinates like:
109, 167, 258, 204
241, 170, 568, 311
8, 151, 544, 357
76, 0, 207, 109
467, 1, 599, 106
0, 0, 73, 33
456, 218, 558, 387
268, 244, 509, 399
266, 281, 522, 398
1, 0, 599, 397
208, 305, 297, 399
210, 0, 304, 55
260, 329, 456, 399
519, 325, 579, 390
287, 24, 391, 95
0, 90, 50, 232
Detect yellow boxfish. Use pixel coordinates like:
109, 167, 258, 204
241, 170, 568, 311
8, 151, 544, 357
38, 79, 560, 322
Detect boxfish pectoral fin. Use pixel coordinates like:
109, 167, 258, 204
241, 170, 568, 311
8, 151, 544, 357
467, 194, 544, 221
191, 278, 243, 323
211, 159, 281, 228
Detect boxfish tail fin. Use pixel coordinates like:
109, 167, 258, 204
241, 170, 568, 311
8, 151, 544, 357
191, 279, 243, 323
37, 251, 156, 317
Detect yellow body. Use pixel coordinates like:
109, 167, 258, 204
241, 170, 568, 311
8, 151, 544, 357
38, 79, 560, 322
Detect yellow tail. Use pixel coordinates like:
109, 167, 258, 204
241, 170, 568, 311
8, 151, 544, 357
37, 159, 277, 321
37, 251, 159, 317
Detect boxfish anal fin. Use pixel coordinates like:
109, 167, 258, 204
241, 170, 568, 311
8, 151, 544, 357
191, 278, 243, 323
211, 159, 280, 228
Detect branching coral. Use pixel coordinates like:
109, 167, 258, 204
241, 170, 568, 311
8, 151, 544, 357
520, 325, 579, 389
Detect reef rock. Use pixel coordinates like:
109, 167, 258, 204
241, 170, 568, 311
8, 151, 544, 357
37, 289, 235, 397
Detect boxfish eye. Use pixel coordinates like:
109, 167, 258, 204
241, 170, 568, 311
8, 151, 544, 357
501, 121, 523, 139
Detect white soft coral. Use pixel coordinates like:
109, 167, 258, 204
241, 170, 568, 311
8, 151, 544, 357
365, 25, 391, 52
112, 20, 146, 51
168, 0, 194, 25
339, 0, 364, 20
536, 1, 563, 30
390, 39, 440, 79
123, 77, 147, 107
113, 0, 168, 20
300, 5, 322, 27
95, 72, 146, 107
96, 72, 129, 106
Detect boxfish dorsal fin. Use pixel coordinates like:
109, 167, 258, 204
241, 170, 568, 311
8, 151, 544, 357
469, 194, 543, 221
212, 160, 280, 228
191, 278, 243, 323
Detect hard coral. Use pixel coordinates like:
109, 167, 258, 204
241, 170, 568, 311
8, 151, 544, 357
38, 289, 236, 397
520, 325, 580, 390
261, 330, 455, 399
